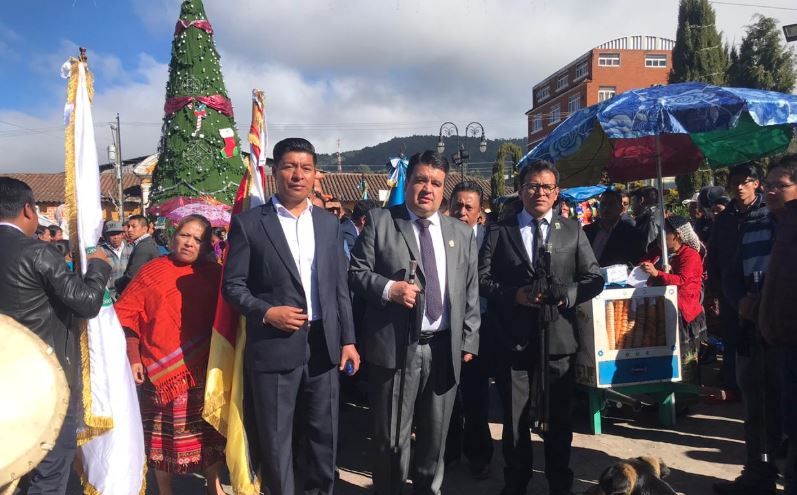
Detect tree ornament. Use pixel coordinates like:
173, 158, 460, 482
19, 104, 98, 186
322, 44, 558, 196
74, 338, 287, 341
179, 75, 203, 94
191, 103, 208, 137
218, 128, 239, 158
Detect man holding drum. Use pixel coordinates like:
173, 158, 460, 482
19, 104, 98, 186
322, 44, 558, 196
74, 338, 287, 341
0, 177, 110, 495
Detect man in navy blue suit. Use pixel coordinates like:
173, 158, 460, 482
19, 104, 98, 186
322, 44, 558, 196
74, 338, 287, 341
222, 138, 359, 495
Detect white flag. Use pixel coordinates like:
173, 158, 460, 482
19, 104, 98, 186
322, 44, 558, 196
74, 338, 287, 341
63, 55, 146, 495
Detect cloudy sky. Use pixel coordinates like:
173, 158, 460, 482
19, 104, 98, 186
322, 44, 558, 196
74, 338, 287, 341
1, 0, 795, 173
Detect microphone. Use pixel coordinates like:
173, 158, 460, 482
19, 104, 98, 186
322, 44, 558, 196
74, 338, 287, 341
408, 260, 417, 285
543, 243, 553, 271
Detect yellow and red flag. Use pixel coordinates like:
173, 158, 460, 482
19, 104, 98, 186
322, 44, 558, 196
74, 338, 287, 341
202, 90, 268, 495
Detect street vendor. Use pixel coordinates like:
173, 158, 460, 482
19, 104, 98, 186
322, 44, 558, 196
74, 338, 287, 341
639, 216, 706, 379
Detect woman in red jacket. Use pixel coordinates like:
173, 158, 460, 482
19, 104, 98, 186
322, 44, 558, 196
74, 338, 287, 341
640, 215, 707, 382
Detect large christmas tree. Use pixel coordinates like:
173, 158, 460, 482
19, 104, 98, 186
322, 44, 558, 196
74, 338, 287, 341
151, 0, 245, 205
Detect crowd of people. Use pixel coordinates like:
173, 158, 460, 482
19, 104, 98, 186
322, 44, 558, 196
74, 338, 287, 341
1, 141, 796, 495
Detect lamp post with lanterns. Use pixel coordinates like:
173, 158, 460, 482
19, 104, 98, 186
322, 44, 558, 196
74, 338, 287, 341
436, 121, 487, 181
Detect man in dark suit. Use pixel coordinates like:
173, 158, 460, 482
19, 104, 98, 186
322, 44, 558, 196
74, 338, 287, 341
349, 151, 480, 495
342, 199, 377, 258
222, 138, 359, 495
630, 186, 661, 252
445, 180, 494, 478
583, 190, 645, 267
0, 177, 110, 495
479, 160, 603, 495
116, 214, 160, 294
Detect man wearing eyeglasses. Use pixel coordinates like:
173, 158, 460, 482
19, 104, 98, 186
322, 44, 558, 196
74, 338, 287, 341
759, 155, 797, 495
479, 160, 602, 495
709, 162, 780, 495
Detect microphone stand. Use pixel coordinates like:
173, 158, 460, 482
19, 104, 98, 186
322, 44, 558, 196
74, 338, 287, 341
531, 243, 555, 434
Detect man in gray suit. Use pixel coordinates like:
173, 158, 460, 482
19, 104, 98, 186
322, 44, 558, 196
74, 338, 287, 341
349, 150, 480, 495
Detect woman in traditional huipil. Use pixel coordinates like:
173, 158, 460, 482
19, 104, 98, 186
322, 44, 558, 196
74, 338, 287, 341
116, 214, 225, 495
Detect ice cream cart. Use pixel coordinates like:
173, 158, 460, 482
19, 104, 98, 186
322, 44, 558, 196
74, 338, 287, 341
575, 285, 697, 434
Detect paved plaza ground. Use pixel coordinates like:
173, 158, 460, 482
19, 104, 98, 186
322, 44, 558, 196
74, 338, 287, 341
63, 360, 776, 494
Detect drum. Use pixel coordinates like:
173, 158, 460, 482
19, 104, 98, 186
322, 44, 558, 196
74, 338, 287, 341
0, 315, 69, 487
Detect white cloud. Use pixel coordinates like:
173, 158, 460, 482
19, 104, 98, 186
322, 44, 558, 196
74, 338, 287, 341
2, 0, 795, 173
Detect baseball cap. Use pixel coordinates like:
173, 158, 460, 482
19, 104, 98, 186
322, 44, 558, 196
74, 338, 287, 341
103, 220, 124, 234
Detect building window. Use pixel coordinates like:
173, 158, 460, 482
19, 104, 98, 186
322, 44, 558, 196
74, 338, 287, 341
645, 54, 667, 67
575, 61, 588, 79
598, 53, 620, 66
598, 86, 616, 102
556, 73, 568, 91
549, 105, 561, 124
537, 86, 550, 101
568, 94, 581, 113
531, 115, 542, 133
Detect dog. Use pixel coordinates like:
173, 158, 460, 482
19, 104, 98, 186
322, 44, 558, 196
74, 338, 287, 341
583, 456, 678, 495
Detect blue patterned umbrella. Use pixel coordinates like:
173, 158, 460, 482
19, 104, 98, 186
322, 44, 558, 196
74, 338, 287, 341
520, 82, 797, 187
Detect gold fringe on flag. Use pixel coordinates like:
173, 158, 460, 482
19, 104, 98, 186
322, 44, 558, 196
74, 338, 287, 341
64, 52, 113, 439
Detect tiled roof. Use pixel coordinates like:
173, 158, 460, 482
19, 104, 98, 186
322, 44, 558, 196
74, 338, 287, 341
264, 173, 497, 202
2, 171, 142, 203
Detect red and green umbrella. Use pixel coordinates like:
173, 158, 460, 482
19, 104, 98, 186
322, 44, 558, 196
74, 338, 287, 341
520, 82, 797, 186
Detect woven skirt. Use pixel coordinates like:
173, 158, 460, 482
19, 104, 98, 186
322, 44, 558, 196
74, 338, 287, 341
141, 382, 225, 474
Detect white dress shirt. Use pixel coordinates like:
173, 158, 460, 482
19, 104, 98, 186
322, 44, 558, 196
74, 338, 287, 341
517, 207, 554, 265
382, 208, 449, 332
272, 195, 320, 322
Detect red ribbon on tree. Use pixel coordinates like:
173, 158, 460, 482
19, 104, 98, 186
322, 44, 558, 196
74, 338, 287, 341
174, 19, 214, 37
164, 95, 234, 117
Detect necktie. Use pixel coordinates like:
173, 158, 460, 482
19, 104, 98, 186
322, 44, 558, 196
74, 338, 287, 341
416, 218, 443, 322
532, 218, 545, 267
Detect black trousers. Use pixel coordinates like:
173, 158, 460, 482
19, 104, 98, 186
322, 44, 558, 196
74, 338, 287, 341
496, 349, 575, 495
445, 346, 494, 467
246, 321, 339, 495
19, 390, 78, 495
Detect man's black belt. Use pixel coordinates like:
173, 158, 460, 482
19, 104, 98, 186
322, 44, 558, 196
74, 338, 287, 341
418, 329, 449, 345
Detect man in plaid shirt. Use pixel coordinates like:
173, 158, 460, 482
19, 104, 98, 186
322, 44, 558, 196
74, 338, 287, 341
99, 220, 131, 301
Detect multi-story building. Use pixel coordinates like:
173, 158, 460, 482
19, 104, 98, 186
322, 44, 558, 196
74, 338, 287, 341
526, 35, 675, 149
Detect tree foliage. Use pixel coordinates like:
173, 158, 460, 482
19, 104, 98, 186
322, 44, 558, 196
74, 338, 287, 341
492, 142, 523, 207
670, 0, 728, 200
670, 0, 728, 85
727, 15, 796, 92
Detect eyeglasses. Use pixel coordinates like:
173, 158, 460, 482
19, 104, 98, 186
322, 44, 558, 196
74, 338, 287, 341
764, 181, 796, 192
521, 183, 558, 195
729, 177, 757, 188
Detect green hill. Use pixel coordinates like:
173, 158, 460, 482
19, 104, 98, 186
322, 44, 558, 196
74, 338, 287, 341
316, 135, 526, 177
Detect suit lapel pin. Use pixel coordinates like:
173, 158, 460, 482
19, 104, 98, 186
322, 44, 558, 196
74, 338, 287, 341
554, 222, 561, 230
448, 239, 455, 247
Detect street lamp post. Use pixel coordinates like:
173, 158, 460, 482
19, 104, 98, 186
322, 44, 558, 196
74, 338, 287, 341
437, 121, 487, 181
783, 23, 797, 42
